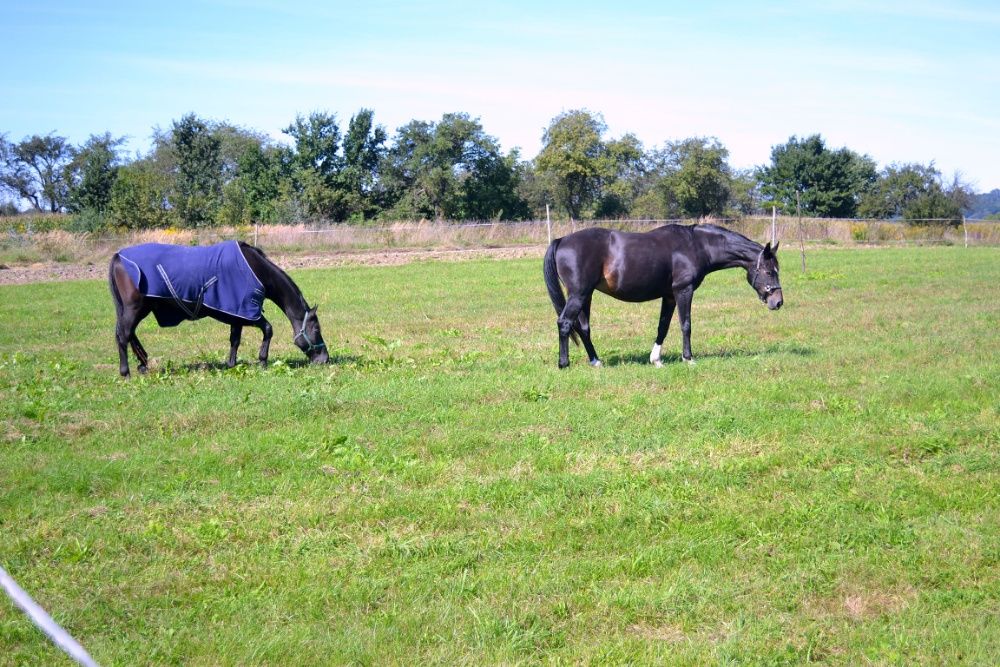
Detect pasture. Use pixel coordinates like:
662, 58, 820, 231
1, 246, 998, 665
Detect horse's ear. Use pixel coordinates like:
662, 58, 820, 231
773, 241, 780, 254
763, 241, 772, 256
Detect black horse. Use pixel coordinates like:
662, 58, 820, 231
109, 241, 328, 377
543, 224, 783, 368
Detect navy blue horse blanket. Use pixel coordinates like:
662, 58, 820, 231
118, 241, 265, 327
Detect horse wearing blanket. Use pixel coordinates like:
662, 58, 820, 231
109, 241, 328, 377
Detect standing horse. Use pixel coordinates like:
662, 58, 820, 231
543, 224, 783, 368
109, 241, 328, 377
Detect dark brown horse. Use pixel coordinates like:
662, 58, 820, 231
109, 241, 328, 377
543, 223, 783, 368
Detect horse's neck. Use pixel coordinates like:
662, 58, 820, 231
702, 231, 761, 272
253, 253, 307, 323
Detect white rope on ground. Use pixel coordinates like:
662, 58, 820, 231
0, 564, 100, 667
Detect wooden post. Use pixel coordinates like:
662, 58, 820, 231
963, 215, 968, 248
797, 190, 806, 272
771, 206, 776, 244
254, 220, 259, 247
546, 204, 552, 245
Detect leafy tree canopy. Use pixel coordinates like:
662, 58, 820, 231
759, 134, 876, 217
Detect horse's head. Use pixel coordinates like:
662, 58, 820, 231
294, 306, 329, 364
747, 242, 783, 310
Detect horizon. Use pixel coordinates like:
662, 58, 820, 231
4, 1, 1000, 192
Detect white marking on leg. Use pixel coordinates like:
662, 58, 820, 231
590, 359, 602, 368
650, 343, 662, 366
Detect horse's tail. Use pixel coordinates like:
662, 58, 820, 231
108, 254, 124, 323
543, 238, 579, 346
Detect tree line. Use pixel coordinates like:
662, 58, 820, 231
0, 108, 984, 229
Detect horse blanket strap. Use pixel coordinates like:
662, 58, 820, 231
118, 241, 265, 327
156, 264, 217, 320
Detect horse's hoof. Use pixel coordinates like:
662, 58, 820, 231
259, 360, 268, 368
137, 365, 148, 374
652, 360, 663, 368
682, 358, 696, 365
590, 359, 602, 368
558, 360, 569, 369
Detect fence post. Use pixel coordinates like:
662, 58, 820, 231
771, 206, 776, 244
797, 190, 806, 272
963, 215, 968, 248
546, 204, 551, 245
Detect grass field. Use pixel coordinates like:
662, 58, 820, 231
1, 247, 998, 665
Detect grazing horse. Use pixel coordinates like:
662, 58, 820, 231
108, 240, 328, 377
543, 223, 783, 368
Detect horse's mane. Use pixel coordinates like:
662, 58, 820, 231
695, 223, 764, 254
240, 242, 309, 309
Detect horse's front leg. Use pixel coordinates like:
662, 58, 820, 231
256, 317, 273, 367
674, 286, 695, 363
650, 297, 676, 367
227, 324, 242, 368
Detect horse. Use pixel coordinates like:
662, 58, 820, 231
108, 240, 328, 377
543, 223, 783, 368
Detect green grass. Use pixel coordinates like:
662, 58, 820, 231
1, 247, 998, 665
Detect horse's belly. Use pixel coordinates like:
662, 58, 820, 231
595, 282, 664, 303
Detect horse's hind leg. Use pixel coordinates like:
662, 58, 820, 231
557, 291, 589, 368
674, 286, 695, 363
256, 317, 273, 367
576, 295, 601, 367
127, 306, 152, 373
115, 319, 131, 377
228, 324, 242, 368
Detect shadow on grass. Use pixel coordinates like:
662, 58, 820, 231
172, 353, 363, 373
601, 344, 816, 367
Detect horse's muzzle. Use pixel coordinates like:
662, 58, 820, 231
766, 289, 784, 310
311, 350, 330, 364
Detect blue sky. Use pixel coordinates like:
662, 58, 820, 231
5, 1, 1000, 191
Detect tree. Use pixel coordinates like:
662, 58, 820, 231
659, 137, 732, 217
535, 110, 607, 220
379, 113, 527, 220
0, 133, 73, 212
64, 133, 127, 214
108, 161, 175, 229
223, 143, 296, 225
283, 111, 346, 219
172, 113, 223, 226
859, 162, 972, 224
337, 108, 388, 220
759, 134, 876, 217
729, 168, 763, 215
594, 134, 646, 218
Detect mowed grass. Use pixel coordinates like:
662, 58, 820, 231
1, 247, 998, 665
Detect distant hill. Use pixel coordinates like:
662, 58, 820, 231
967, 189, 1000, 219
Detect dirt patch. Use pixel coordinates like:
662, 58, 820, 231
629, 622, 687, 643
0, 245, 546, 286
